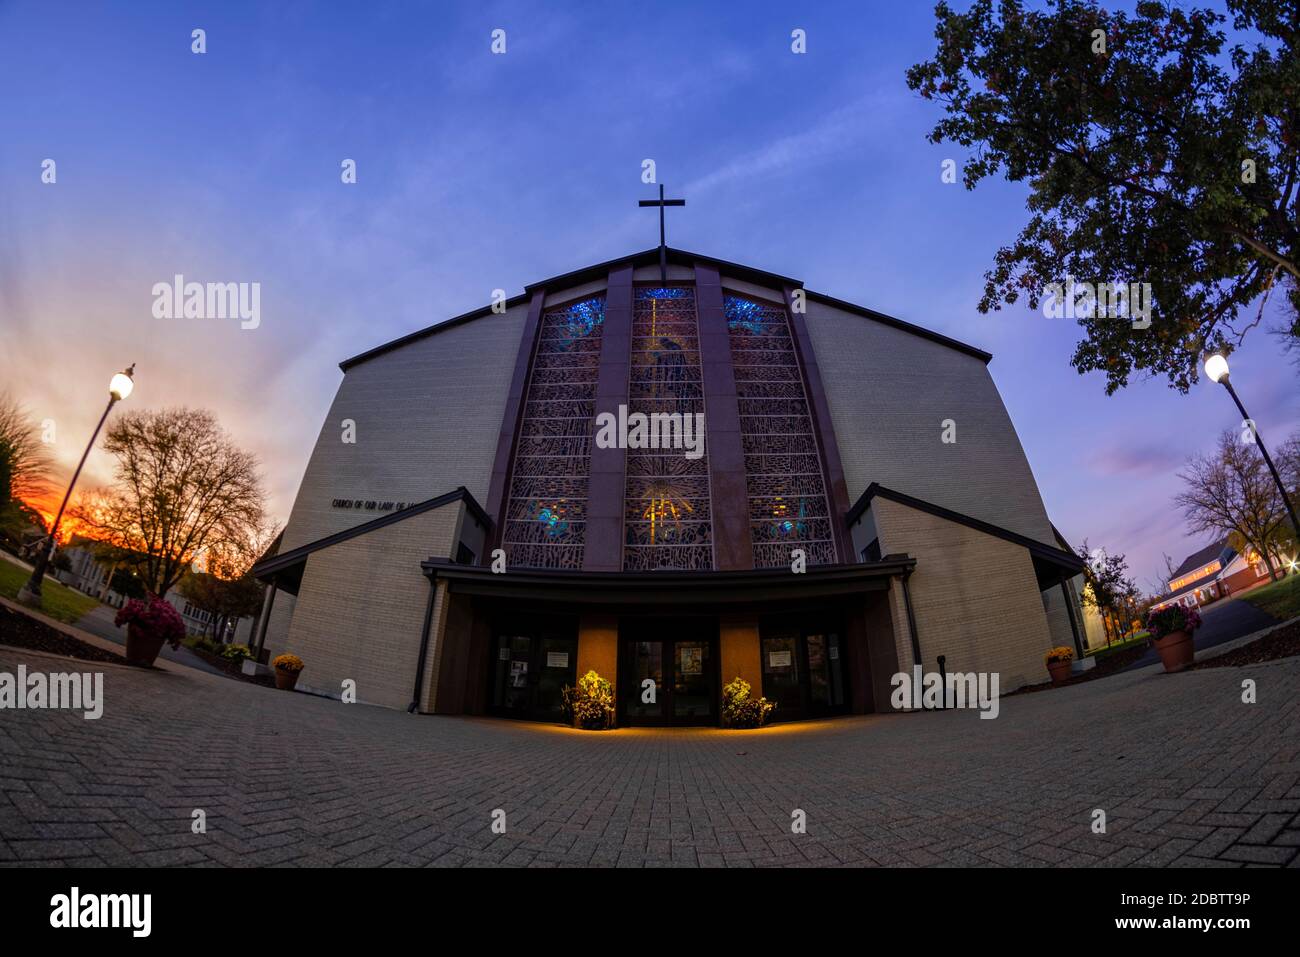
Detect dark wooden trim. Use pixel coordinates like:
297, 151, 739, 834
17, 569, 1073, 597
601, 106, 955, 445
484, 288, 548, 555
782, 283, 854, 564
583, 264, 634, 571
251, 486, 491, 588
846, 483, 1085, 574
694, 261, 754, 570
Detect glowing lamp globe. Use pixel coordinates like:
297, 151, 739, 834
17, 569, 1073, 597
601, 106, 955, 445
1204, 354, 1230, 384
109, 368, 134, 401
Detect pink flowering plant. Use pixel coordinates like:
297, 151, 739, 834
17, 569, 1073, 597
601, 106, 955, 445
114, 594, 187, 649
1145, 604, 1202, 641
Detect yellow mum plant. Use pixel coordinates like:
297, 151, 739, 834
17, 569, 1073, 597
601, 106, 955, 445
1044, 646, 1074, 665
273, 653, 305, 673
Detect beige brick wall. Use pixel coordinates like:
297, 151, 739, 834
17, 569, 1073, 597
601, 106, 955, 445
275, 504, 459, 711
800, 297, 1057, 547
873, 497, 1055, 692
278, 303, 528, 554
1041, 581, 1081, 653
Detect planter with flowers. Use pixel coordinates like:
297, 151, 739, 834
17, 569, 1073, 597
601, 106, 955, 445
1145, 604, 1201, 673
272, 653, 305, 691
114, 595, 186, 667
561, 670, 615, 729
721, 676, 776, 728
1044, 646, 1074, 685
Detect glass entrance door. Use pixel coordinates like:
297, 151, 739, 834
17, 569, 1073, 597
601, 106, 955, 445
619, 619, 718, 725
489, 620, 577, 721
623, 640, 665, 722
672, 639, 713, 721
761, 623, 847, 720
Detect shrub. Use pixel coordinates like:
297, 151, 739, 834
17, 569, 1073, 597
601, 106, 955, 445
561, 670, 615, 730
1044, 646, 1074, 665
272, 653, 305, 673
219, 643, 251, 663
191, 635, 221, 655
1146, 604, 1202, 640
721, 676, 775, 729
114, 595, 186, 649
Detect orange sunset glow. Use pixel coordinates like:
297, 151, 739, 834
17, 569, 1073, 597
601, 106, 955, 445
20, 492, 99, 546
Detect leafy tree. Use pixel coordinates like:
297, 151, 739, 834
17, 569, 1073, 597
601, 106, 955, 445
0, 393, 51, 517
1174, 428, 1297, 579
1077, 540, 1141, 643
0, 499, 46, 553
177, 571, 265, 641
109, 566, 147, 601
907, 0, 1300, 393
73, 408, 268, 596
176, 517, 275, 640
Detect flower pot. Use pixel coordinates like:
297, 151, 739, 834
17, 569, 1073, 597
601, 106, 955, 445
1152, 629, 1195, 673
1047, 659, 1073, 686
274, 667, 301, 691
125, 624, 166, 667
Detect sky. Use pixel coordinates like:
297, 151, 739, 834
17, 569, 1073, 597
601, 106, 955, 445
1, 0, 1296, 592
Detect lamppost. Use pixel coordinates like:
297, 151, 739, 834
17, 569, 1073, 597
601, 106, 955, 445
18, 364, 135, 606
1203, 353, 1300, 553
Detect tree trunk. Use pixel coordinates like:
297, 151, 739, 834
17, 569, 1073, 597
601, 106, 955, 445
1260, 550, 1278, 582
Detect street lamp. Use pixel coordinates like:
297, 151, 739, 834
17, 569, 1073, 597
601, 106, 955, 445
1203, 352, 1300, 552
17, 364, 135, 607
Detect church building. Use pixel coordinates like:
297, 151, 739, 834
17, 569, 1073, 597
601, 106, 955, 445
251, 245, 1085, 724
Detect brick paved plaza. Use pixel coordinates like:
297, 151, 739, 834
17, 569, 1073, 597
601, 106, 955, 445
1, 643, 1298, 868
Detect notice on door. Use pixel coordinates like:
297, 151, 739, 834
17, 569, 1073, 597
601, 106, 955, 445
680, 647, 703, 675
768, 650, 792, 668
546, 651, 569, 669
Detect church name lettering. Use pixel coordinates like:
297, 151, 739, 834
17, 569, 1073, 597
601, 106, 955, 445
331, 498, 408, 512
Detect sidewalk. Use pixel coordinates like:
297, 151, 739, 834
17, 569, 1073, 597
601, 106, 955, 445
72, 604, 228, 676
0, 595, 225, 677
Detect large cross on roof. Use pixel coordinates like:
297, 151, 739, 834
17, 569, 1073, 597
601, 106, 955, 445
638, 184, 685, 283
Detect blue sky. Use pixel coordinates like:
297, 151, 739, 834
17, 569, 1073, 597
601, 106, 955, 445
1, 0, 1295, 590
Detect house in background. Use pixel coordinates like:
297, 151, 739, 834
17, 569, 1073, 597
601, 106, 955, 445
1150, 538, 1274, 612
55, 536, 257, 643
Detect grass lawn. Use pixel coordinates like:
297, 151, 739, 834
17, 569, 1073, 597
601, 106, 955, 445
1239, 572, 1300, 622
1086, 631, 1149, 659
0, 560, 100, 624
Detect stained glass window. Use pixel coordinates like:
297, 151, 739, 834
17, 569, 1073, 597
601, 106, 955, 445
502, 296, 606, 569
725, 295, 836, 568
622, 286, 714, 571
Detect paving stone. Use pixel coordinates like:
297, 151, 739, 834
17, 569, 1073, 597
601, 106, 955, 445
1, 644, 1297, 868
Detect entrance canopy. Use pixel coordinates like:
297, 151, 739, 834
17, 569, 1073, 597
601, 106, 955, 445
420, 556, 916, 606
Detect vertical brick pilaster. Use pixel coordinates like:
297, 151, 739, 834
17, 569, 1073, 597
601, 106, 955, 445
484, 289, 547, 554
583, 265, 633, 571
695, 262, 753, 570
783, 284, 854, 563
